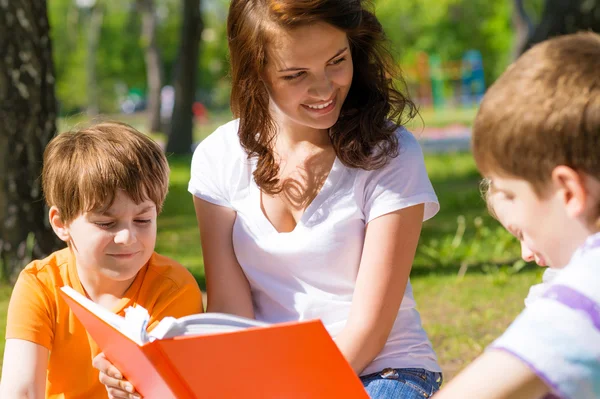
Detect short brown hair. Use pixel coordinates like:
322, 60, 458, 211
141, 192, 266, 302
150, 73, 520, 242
42, 121, 170, 223
479, 178, 498, 219
472, 32, 600, 196
227, 0, 416, 194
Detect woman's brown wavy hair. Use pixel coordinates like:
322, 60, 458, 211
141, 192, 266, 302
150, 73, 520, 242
227, 0, 417, 194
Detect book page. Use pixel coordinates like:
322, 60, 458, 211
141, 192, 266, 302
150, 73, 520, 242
149, 313, 269, 340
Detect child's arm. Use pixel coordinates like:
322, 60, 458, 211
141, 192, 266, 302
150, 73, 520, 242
433, 350, 549, 399
0, 339, 48, 398
335, 204, 424, 374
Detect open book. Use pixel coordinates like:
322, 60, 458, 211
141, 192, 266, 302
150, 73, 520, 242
60, 286, 368, 399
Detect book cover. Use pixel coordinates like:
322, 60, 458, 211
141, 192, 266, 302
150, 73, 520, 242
59, 287, 369, 399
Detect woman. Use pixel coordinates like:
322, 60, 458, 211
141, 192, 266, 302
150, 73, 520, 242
96, 1, 442, 397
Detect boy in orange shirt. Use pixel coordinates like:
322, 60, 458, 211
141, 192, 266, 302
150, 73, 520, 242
0, 122, 203, 399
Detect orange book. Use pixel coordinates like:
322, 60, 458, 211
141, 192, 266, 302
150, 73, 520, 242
59, 287, 369, 399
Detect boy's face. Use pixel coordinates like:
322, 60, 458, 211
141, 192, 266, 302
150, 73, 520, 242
490, 191, 547, 267
489, 175, 573, 268
62, 191, 157, 282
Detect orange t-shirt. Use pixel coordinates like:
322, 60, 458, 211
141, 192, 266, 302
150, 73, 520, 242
5, 247, 203, 399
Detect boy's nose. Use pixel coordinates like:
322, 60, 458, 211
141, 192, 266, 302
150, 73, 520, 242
114, 228, 137, 245
520, 242, 535, 262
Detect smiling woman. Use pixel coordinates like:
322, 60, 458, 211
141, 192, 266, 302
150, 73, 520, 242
95, 1, 443, 399
262, 22, 354, 134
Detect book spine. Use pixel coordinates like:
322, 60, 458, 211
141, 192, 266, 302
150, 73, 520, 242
144, 343, 197, 399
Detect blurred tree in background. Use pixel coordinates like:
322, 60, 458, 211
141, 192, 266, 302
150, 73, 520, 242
137, 0, 165, 133
0, 0, 63, 283
166, 0, 203, 154
518, 0, 600, 53
48, 0, 228, 117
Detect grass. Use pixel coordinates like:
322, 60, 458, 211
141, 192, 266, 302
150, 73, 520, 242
0, 115, 541, 381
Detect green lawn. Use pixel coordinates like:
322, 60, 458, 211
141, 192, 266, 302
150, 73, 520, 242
0, 140, 541, 380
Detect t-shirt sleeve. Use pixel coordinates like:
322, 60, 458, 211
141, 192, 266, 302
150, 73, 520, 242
188, 124, 235, 208
362, 128, 439, 223
5, 271, 55, 350
490, 284, 600, 399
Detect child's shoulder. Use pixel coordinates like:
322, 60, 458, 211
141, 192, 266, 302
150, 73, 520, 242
551, 246, 600, 303
145, 252, 199, 291
18, 247, 72, 288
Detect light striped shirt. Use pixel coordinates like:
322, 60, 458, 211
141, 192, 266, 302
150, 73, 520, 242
491, 232, 600, 399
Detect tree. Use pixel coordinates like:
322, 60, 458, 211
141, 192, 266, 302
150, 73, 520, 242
518, 0, 600, 54
77, 0, 105, 116
138, 0, 164, 133
166, 0, 203, 155
0, 0, 63, 282
512, 0, 535, 59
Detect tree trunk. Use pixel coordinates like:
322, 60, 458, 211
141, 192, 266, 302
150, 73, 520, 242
512, 0, 534, 58
0, 0, 63, 283
85, 4, 104, 116
138, 0, 163, 133
166, 0, 203, 155
522, 0, 600, 53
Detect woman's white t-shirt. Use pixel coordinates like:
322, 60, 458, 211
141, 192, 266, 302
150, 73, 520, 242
188, 119, 441, 375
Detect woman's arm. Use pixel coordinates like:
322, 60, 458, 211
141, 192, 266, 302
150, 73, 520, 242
193, 196, 254, 317
335, 204, 424, 374
0, 339, 48, 399
433, 350, 549, 399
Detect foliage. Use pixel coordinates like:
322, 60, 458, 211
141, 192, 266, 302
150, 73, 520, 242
375, 0, 514, 86
48, 0, 232, 115
47, 0, 521, 117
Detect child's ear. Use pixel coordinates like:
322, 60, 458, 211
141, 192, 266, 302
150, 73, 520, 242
551, 166, 587, 219
49, 206, 70, 242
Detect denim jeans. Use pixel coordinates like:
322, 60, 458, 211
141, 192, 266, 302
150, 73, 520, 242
360, 368, 443, 399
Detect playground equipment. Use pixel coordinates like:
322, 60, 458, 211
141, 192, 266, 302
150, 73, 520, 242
404, 50, 486, 109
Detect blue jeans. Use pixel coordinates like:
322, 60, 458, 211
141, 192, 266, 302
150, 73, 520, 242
361, 368, 443, 399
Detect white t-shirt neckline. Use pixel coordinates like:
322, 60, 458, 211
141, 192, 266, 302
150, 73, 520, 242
252, 155, 345, 235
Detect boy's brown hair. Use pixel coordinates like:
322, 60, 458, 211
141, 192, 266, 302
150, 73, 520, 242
42, 121, 169, 223
472, 32, 600, 196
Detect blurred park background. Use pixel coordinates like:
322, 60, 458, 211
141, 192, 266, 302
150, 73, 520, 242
1, 0, 599, 379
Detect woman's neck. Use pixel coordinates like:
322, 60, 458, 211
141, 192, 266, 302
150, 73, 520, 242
274, 122, 331, 153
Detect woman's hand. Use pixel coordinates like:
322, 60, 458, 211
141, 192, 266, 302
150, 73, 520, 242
93, 353, 141, 399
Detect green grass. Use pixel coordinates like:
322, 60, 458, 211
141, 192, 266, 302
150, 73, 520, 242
0, 285, 14, 371
0, 141, 540, 380
408, 106, 477, 130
